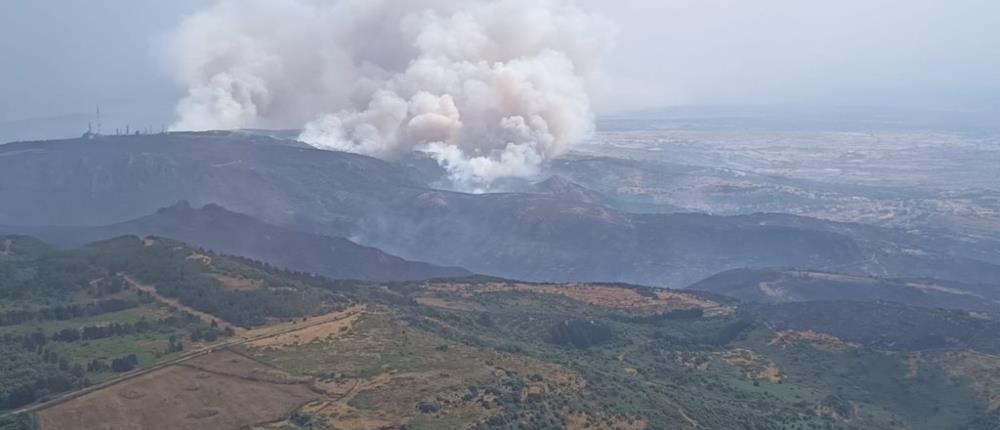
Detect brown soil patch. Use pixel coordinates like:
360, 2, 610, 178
186, 408, 220, 419
426, 282, 727, 316
719, 349, 782, 383
415, 296, 482, 311
212, 274, 264, 291
118, 389, 144, 400
720, 349, 756, 366
304, 371, 432, 430
769, 330, 856, 351
906, 353, 922, 378
565, 411, 647, 430
181, 350, 312, 384
304, 401, 403, 430
185, 252, 212, 265
248, 308, 363, 348
35, 350, 319, 430
243, 305, 365, 345
757, 362, 783, 383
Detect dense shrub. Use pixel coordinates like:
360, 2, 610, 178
548, 319, 613, 349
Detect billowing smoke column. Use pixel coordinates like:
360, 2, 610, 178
166, 0, 613, 188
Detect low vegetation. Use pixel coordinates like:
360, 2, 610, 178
2, 235, 999, 429
0, 235, 357, 415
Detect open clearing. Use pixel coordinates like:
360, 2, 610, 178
769, 330, 856, 351
35, 350, 319, 430
414, 296, 482, 311
425, 281, 726, 315
248, 306, 363, 348
242, 308, 590, 430
212, 273, 264, 291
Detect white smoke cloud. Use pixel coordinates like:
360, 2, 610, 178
166, 0, 614, 187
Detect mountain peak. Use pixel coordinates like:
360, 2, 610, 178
535, 175, 573, 190
533, 175, 608, 205
157, 200, 194, 214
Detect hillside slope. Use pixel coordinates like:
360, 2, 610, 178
3, 236, 1000, 429
689, 268, 1000, 317
1, 202, 470, 282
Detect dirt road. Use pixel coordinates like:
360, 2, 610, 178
122, 275, 247, 335
5, 302, 364, 418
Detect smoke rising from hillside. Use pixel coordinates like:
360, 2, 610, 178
166, 0, 613, 187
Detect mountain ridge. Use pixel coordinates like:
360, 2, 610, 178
689, 267, 1000, 317
0, 201, 470, 282
2, 133, 999, 287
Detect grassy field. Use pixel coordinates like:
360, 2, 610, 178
1, 303, 212, 367
1, 234, 368, 416
0, 307, 164, 337
34, 350, 318, 430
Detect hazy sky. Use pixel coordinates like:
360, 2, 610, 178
583, 0, 1000, 112
1, 0, 998, 139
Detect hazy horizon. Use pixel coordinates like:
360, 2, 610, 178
2, 0, 999, 143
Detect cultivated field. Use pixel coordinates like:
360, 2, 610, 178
35, 350, 318, 430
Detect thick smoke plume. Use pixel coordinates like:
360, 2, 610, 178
166, 0, 613, 187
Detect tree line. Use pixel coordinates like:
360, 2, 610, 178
0, 298, 137, 327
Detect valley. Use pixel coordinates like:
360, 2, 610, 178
1, 132, 998, 288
